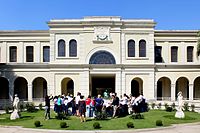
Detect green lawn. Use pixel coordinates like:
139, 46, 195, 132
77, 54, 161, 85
0, 110, 200, 130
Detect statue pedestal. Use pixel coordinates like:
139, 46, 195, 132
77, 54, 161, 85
175, 110, 185, 118
10, 110, 20, 120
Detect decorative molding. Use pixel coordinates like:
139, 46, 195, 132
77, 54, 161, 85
93, 26, 112, 43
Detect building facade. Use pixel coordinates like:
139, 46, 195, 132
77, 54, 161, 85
0, 16, 199, 103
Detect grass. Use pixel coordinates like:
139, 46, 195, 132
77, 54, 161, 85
0, 110, 200, 130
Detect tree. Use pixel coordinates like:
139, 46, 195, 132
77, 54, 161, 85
197, 31, 200, 56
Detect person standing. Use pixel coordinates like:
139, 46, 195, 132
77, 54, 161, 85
78, 95, 86, 122
76, 92, 81, 116
112, 93, 119, 118
85, 95, 91, 117
44, 94, 53, 120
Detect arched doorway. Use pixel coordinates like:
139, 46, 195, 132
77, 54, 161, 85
157, 77, 171, 100
0, 77, 9, 99
194, 77, 200, 100
89, 50, 116, 64
176, 77, 189, 99
61, 78, 74, 96
32, 77, 47, 99
131, 78, 143, 97
14, 77, 28, 100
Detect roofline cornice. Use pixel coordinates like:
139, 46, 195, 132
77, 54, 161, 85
155, 30, 199, 37
0, 30, 49, 37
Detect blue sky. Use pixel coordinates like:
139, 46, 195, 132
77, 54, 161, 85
0, 0, 200, 30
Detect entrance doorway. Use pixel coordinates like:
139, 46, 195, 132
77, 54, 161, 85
90, 75, 115, 97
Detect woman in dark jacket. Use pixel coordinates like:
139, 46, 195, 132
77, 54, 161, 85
78, 95, 86, 122
44, 95, 53, 120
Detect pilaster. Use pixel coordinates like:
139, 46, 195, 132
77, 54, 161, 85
171, 84, 176, 101
189, 84, 193, 100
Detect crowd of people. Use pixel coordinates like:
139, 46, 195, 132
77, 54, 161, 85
44, 92, 148, 122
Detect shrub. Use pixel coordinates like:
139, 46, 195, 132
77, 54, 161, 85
38, 103, 43, 110
93, 122, 101, 129
151, 103, 156, 109
56, 113, 69, 120
191, 104, 195, 112
171, 102, 176, 111
127, 122, 134, 128
166, 107, 173, 112
4, 106, 10, 114
60, 122, 67, 128
95, 112, 107, 120
34, 121, 41, 127
19, 103, 25, 112
164, 103, 169, 109
183, 102, 189, 111
156, 120, 163, 126
26, 102, 37, 112
157, 103, 162, 109
130, 114, 144, 119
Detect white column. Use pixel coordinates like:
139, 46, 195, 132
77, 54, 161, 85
50, 33, 55, 62
18, 42, 24, 63
48, 73, 55, 96
121, 69, 126, 95
9, 81, 14, 102
28, 84, 33, 101
171, 84, 176, 101
35, 42, 41, 63
154, 84, 157, 100
115, 71, 122, 96
189, 84, 193, 101
79, 70, 89, 97
121, 33, 125, 63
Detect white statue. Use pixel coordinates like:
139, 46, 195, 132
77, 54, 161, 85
175, 91, 185, 118
10, 94, 20, 120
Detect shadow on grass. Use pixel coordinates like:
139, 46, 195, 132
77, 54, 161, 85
0, 115, 34, 123
163, 115, 196, 120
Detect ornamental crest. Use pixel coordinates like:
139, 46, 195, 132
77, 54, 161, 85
94, 27, 111, 41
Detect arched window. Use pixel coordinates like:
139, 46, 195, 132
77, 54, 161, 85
128, 40, 135, 57
58, 40, 65, 57
139, 40, 146, 57
89, 50, 116, 64
69, 39, 77, 57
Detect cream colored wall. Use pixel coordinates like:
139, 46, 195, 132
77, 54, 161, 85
156, 71, 200, 84
123, 33, 154, 64
0, 41, 50, 63
54, 73, 80, 96
155, 41, 198, 64
53, 34, 80, 64
125, 71, 155, 99
0, 42, 6, 63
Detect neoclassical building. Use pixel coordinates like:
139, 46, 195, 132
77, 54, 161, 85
0, 16, 200, 104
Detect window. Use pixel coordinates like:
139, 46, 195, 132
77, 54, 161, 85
43, 46, 50, 62
128, 40, 135, 57
58, 39, 65, 57
89, 50, 116, 64
139, 40, 146, 57
26, 46, 33, 62
155, 46, 162, 63
69, 39, 77, 57
171, 46, 178, 62
9, 46, 17, 62
187, 46, 193, 62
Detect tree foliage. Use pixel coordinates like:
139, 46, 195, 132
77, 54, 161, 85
197, 31, 200, 56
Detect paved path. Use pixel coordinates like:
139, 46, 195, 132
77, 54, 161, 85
0, 122, 200, 133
